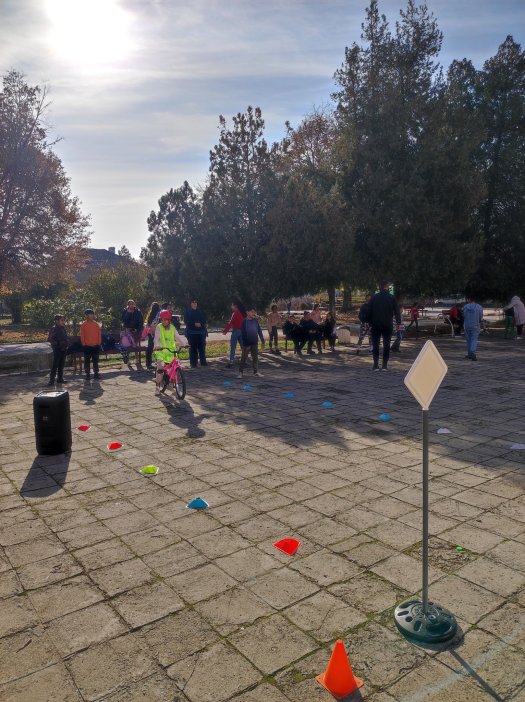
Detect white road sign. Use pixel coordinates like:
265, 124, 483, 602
404, 340, 448, 410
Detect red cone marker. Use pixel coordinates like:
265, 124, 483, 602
273, 538, 301, 556
107, 442, 122, 450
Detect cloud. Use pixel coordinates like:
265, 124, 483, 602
1, 0, 524, 255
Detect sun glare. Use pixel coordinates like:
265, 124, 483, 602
46, 0, 133, 68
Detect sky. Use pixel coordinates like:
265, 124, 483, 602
1, 0, 524, 257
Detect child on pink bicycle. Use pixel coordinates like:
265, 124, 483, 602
153, 310, 186, 395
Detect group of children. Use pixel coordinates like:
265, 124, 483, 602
48, 293, 524, 388
48, 309, 101, 385
221, 302, 337, 377
282, 309, 337, 356
47, 301, 338, 387
222, 302, 269, 378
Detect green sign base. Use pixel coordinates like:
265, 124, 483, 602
394, 599, 457, 644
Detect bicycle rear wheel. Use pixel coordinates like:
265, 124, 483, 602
160, 371, 169, 394
172, 367, 186, 400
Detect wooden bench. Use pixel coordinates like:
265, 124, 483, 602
68, 331, 143, 373
433, 313, 455, 337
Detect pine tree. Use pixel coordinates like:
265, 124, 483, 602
334, 1, 483, 297
474, 37, 525, 299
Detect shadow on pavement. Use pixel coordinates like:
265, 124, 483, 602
21, 451, 71, 497
79, 379, 104, 405
127, 366, 153, 384
448, 650, 506, 701
161, 395, 208, 439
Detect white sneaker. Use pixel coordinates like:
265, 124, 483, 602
254, 372, 263, 377
155, 386, 161, 395
237, 373, 243, 379
517, 336, 522, 340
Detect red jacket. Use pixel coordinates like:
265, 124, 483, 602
449, 306, 461, 322
223, 310, 244, 333
410, 306, 419, 321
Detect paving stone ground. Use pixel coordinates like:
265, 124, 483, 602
1, 335, 525, 701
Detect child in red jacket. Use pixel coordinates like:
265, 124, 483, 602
222, 300, 246, 368
406, 303, 420, 333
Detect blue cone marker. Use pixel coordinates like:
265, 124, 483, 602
284, 392, 295, 398
223, 380, 233, 386
322, 401, 334, 408
243, 385, 252, 390
378, 413, 392, 421
187, 497, 209, 510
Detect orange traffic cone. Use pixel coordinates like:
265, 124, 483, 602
316, 639, 364, 699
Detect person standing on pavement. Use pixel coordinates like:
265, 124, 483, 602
266, 304, 282, 354
369, 281, 401, 371
47, 314, 68, 386
223, 300, 246, 368
463, 294, 483, 360
405, 303, 420, 334
356, 296, 372, 355
238, 308, 265, 378
503, 296, 525, 340
145, 302, 160, 370
184, 298, 208, 368
80, 308, 102, 380
121, 299, 144, 364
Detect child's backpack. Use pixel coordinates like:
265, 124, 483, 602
101, 333, 117, 352
66, 339, 83, 355
119, 330, 134, 349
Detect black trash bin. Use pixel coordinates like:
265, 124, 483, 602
33, 390, 72, 455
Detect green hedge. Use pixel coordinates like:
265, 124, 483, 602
25, 291, 112, 335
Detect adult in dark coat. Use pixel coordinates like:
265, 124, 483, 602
47, 314, 69, 385
369, 281, 401, 371
184, 298, 208, 368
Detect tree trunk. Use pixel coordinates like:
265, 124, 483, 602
342, 285, 352, 311
327, 286, 336, 314
6, 293, 23, 324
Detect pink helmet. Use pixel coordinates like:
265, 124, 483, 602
159, 310, 172, 320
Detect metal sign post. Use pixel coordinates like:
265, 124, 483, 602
394, 341, 457, 644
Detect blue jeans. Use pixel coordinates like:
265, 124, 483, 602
465, 328, 479, 354
229, 328, 242, 363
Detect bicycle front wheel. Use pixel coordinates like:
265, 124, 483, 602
172, 367, 186, 400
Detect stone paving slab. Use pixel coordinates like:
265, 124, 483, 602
1, 336, 525, 700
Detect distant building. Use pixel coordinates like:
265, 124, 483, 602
75, 247, 127, 283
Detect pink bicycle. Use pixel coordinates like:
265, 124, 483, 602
159, 348, 186, 399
